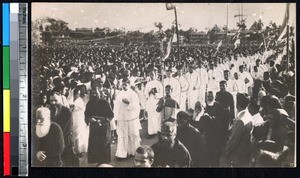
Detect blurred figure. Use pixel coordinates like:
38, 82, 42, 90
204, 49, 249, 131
152, 119, 192, 167
185, 65, 200, 109
156, 85, 180, 124
133, 145, 154, 168
177, 111, 208, 167
205, 90, 224, 167
72, 88, 89, 156
223, 93, 251, 167
144, 71, 163, 136
175, 67, 189, 111
49, 91, 78, 167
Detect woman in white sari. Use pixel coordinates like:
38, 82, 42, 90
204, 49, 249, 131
72, 88, 89, 156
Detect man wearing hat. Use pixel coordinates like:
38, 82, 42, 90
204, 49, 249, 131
177, 111, 208, 167
151, 119, 192, 167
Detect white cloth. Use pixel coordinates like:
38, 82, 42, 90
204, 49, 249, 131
238, 71, 254, 90
144, 80, 163, 135
208, 69, 223, 82
251, 71, 263, 80
225, 79, 237, 94
234, 79, 247, 94
185, 71, 200, 109
176, 75, 189, 111
196, 67, 209, 102
114, 89, 141, 158
252, 113, 264, 126
72, 97, 89, 153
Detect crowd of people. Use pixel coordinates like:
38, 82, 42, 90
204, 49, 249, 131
32, 40, 295, 167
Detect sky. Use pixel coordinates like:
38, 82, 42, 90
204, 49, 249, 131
32, 3, 296, 32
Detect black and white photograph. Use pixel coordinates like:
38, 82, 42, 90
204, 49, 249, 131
31, 3, 296, 168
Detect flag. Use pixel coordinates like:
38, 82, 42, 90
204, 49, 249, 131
166, 3, 176, 10
234, 39, 240, 49
217, 40, 222, 51
172, 32, 177, 43
161, 34, 174, 61
277, 3, 290, 41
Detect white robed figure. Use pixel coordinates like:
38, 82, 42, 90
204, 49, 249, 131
196, 63, 208, 103
185, 65, 200, 109
115, 78, 141, 158
163, 69, 181, 106
176, 68, 189, 111
72, 88, 89, 154
144, 72, 163, 135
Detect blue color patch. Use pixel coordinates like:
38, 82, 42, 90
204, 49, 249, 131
3, 3, 10, 46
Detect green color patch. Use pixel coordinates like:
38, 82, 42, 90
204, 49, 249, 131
3, 47, 10, 89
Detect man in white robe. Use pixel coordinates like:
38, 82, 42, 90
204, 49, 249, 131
144, 72, 163, 135
195, 63, 208, 104
238, 65, 254, 94
175, 67, 189, 111
72, 88, 89, 155
163, 69, 181, 107
185, 65, 200, 110
115, 78, 141, 158
233, 72, 247, 94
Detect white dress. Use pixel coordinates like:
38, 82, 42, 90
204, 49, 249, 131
144, 80, 163, 135
72, 97, 89, 154
115, 89, 141, 158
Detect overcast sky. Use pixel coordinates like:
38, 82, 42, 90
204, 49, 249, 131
32, 3, 296, 32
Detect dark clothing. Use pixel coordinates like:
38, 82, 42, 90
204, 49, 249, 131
51, 105, 78, 167
85, 98, 114, 164
190, 113, 216, 167
152, 139, 192, 168
34, 122, 65, 167
224, 119, 252, 167
263, 79, 271, 93
215, 91, 235, 146
215, 91, 235, 122
156, 96, 179, 122
177, 124, 208, 167
205, 101, 225, 166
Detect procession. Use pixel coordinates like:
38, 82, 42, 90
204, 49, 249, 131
32, 3, 296, 168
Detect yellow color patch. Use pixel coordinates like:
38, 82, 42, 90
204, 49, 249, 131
3, 90, 10, 132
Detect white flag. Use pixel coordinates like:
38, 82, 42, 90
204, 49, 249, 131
217, 40, 222, 51
234, 39, 240, 49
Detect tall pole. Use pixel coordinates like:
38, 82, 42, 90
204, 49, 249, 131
174, 7, 180, 64
286, 3, 290, 72
226, 4, 229, 45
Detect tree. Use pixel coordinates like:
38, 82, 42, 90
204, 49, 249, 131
44, 17, 69, 31
237, 19, 247, 30
207, 24, 221, 43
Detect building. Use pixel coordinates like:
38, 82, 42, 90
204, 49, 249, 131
190, 31, 208, 44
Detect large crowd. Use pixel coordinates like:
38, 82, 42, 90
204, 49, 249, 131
32, 40, 295, 167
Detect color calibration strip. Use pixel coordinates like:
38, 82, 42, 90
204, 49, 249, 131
10, 2, 20, 176
3, 3, 11, 176
18, 3, 29, 176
